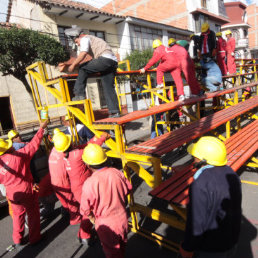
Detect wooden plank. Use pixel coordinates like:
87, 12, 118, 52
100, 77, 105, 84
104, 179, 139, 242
149, 120, 258, 206
94, 83, 258, 125
127, 96, 258, 156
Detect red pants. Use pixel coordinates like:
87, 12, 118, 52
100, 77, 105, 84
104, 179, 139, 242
10, 192, 41, 244
227, 54, 236, 74
96, 215, 128, 258
157, 62, 184, 96
217, 54, 227, 75
54, 187, 92, 239
181, 58, 201, 95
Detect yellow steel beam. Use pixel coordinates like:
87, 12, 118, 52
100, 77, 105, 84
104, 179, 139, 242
131, 203, 185, 231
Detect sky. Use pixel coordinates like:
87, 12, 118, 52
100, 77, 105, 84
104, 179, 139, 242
224, 0, 258, 4
0, 0, 258, 22
0, 0, 8, 22
74, 0, 112, 8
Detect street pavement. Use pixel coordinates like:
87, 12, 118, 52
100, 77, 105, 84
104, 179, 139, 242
0, 117, 258, 258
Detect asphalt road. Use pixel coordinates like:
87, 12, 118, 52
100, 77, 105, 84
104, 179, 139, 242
0, 117, 257, 258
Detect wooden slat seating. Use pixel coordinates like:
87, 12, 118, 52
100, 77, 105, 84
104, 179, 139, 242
126, 96, 258, 157
93, 82, 258, 125
149, 119, 258, 207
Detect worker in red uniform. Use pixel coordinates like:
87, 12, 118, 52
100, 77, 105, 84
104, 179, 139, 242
52, 131, 108, 246
48, 142, 87, 241
225, 30, 236, 74
168, 38, 203, 98
140, 39, 186, 101
80, 144, 132, 258
0, 120, 48, 247
216, 32, 227, 75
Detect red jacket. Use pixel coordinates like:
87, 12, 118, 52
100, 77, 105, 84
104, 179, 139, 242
144, 45, 178, 71
0, 128, 44, 201
217, 38, 227, 56
226, 37, 235, 55
64, 135, 106, 202
80, 167, 132, 225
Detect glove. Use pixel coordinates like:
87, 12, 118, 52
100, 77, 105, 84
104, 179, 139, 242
179, 245, 194, 258
231, 52, 235, 56
139, 68, 145, 74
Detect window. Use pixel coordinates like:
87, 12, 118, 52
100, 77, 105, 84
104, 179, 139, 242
129, 25, 162, 50
57, 25, 71, 49
194, 14, 208, 33
232, 30, 240, 40
201, 0, 207, 9
168, 32, 188, 40
89, 30, 105, 40
215, 24, 221, 33
244, 29, 248, 38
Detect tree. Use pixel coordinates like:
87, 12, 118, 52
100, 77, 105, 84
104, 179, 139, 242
0, 26, 69, 95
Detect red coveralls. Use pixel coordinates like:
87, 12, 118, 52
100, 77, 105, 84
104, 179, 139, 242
48, 147, 81, 226
0, 128, 44, 244
64, 135, 106, 239
144, 45, 185, 96
170, 44, 201, 95
226, 37, 236, 74
80, 167, 132, 258
216, 37, 227, 75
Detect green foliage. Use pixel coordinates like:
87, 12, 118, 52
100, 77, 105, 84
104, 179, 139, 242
117, 48, 156, 83
124, 48, 155, 70
0, 27, 69, 79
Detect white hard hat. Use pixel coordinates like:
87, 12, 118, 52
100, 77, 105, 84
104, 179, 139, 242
64, 25, 83, 38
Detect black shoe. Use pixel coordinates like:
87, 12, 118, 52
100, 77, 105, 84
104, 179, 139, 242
109, 112, 120, 118
78, 235, 97, 247
198, 89, 205, 96
72, 95, 85, 101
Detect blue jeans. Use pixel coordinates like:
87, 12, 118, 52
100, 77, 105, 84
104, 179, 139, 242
151, 113, 164, 139
201, 76, 220, 92
74, 57, 119, 114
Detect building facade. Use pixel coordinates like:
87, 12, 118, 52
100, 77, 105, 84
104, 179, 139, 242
222, 2, 251, 59
247, 3, 258, 58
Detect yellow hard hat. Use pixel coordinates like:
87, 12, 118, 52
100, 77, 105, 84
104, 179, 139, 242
187, 136, 227, 166
190, 34, 195, 39
201, 22, 210, 33
53, 128, 61, 135
216, 32, 222, 37
8, 130, 19, 140
52, 132, 71, 152
64, 115, 69, 121
152, 39, 162, 49
82, 143, 107, 166
168, 38, 176, 46
225, 30, 232, 35
0, 138, 12, 155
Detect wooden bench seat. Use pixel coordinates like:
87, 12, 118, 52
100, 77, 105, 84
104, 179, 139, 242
93, 82, 258, 125
126, 96, 258, 157
149, 119, 258, 207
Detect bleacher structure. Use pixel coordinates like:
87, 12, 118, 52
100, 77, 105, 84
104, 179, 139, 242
26, 59, 258, 253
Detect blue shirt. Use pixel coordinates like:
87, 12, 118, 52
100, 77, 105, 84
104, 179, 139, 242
13, 142, 26, 150
201, 59, 222, 83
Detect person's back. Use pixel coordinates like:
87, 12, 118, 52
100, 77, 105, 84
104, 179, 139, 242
202, 59, 222, 80
169, 44, 188, 59
186, 165, 242, 252
144, 45, 178, 70
81, 167, 131, 220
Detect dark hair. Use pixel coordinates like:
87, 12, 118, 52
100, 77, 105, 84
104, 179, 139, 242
194, 159, 208, 169
90, 159, 110, 170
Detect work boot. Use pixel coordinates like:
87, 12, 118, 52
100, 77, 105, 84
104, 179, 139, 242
72, 95, 85, 101
178, 95, 185, 102
78, 235, 97, 247
109, 112, 120, 118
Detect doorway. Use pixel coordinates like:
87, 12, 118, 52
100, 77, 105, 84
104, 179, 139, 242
0, 97, 14, 135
